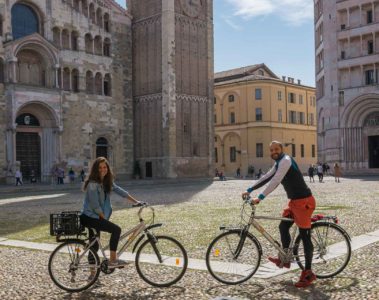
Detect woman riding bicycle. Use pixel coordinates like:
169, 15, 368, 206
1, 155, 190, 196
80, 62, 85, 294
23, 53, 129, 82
80, 157, 142, 271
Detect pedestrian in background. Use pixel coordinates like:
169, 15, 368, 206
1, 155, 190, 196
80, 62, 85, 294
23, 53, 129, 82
236, 167, 241, 178
308, 165, 315, 183
68, 167, 75, 184
334, 163, 341, 183
15, 170, 23, 186
317, 164, 323, 182
80, 168, 86, 182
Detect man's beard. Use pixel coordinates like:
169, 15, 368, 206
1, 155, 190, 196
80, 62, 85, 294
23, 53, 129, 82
271, 152, 282, 160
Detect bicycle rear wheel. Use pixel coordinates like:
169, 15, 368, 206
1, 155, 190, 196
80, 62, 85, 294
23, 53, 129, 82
135, 235, 188, 287
48, 240, 100, 292
293, 222, 351, 278
206, 230, 261, 285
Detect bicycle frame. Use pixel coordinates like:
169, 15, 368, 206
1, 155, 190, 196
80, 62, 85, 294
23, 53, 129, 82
77, 205, 158, 264
231, 202, 300, 261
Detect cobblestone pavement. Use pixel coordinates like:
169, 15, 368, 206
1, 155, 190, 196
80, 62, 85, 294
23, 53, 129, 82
0, 176, 378, 299
0, 241, 378, 300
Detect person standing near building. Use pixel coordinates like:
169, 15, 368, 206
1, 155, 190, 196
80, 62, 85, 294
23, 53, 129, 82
68, 167, 75, 184
236, 167, 241, 178
15, 170, 23, 186
308, 165, 315, 183
80, 168, 86, 182
334, 163, 341, 183
242, 141, 317, 288
317, 163, 323, 182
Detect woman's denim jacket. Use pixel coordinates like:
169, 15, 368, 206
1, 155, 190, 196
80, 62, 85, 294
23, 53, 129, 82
81, 182, 129, 220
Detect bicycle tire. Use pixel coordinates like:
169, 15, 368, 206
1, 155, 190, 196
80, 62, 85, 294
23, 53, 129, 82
48, 239, 100, 292
135, 235, 188, 287
293, 221, 351, 278
206, 230, 262, 285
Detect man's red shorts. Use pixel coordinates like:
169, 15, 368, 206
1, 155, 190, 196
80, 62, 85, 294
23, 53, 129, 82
282, 196, 316, 229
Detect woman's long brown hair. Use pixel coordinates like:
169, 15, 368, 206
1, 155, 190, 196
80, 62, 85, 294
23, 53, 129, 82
83, 157, 114, 193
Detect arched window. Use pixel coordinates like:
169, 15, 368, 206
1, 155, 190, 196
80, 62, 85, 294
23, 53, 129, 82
104, 74, 111, 96
73, 0, 80, 12
96, 137, 108, 158
0, 15, 3, 36
89, 3, 96, 24
62, 29, 70, 49
16, 113, 40, 126
228, 95, 235, 102
103, 38, 111, 57
103, 13, 110, 32
86, 70, 94, 94
82, 0, 88, 17
0, 58, 4, 83
94, 36, 102, 55
95, 72, 102, 95
52, 27, 60, 47
71, 31, 79, 51
85, 33, 93, 53
63, 67, 71, 91
11, 3, 39, 40
96, 8, 103, 27
72, 69, 79, 92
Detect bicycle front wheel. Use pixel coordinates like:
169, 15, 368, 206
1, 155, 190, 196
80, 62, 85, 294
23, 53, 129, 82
293, 222, 351, 278
206, 230, 261, 285
135, 235, 188, 287
48, 240, 100, 292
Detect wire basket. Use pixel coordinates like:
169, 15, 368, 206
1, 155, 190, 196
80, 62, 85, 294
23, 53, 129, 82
50, 211, 84, 236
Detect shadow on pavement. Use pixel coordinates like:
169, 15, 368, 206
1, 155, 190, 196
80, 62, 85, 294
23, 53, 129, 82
62, 286, 186, 300
0, 180, 213, 237
205, 283, 265, 300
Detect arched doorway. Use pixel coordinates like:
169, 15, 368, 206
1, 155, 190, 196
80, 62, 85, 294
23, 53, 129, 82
340, 94, 379, 171
15, 103, 59, 182
365, 112, 379, 168
15, 113, 41, 181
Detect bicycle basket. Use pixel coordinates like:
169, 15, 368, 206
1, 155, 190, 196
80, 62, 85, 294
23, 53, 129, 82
50, 211, 84, 236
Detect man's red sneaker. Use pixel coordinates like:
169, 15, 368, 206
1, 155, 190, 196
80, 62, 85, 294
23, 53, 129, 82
295, 270, 316, 288
268, 256, 290, 268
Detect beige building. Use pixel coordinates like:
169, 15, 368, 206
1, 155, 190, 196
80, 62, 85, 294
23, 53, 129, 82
315, 0, 379, 174
0, 0, 214, 183
214, 64, 317, 176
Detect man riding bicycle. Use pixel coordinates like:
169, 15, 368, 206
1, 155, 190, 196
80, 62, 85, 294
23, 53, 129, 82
242, 141, 317, 288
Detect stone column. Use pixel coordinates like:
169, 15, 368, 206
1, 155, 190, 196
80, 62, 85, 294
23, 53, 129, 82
161, 0, 177, 178
41, 128, 57, 182
54, 64, 60, 88
5, 128, 15, 183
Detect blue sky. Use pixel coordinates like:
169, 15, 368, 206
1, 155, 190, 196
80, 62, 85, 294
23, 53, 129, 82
116, 0, 315, 87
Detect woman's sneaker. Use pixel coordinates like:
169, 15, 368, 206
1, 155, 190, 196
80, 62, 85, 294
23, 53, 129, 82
108, 259, 128, 269
268, 256, 290, 268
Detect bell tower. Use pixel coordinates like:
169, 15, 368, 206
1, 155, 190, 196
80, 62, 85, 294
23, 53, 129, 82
131, 0, 214, 178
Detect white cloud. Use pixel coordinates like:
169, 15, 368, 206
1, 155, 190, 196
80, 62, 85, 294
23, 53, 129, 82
225, 0, 313, 26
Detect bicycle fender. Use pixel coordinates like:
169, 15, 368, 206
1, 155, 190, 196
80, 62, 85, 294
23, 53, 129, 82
132, 223, 163, 253
223, 229, 263, 255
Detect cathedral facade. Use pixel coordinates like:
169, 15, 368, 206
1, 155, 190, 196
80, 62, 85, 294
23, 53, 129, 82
0, 0, 214, 183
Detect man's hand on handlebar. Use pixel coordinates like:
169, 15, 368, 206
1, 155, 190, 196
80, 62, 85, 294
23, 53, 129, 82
242, 192, 261, 205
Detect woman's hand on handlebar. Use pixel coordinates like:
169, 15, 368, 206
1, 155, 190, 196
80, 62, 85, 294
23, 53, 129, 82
132, 201, 147, 207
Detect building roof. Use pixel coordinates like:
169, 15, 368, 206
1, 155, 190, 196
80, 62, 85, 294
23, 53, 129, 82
215, 64, 315, 89
214, 63, 279, 83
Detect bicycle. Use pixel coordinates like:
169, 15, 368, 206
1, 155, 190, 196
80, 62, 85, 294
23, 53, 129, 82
205, 196, 352, 285
48, 204, 188, 292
